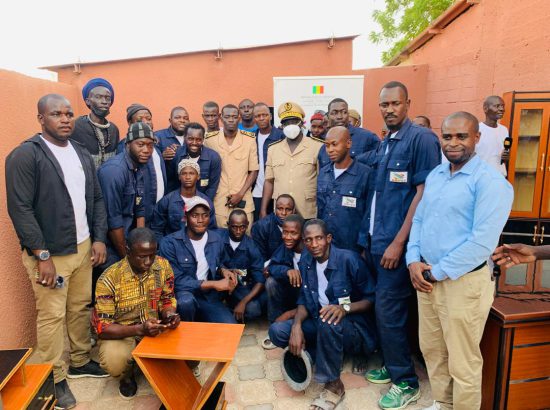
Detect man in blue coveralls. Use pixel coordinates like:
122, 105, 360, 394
171, 122, 222, 198
360, 81, 441, 410
158, 196, 237, 324
251, 194, 296, 265
220, 210, 266, 322
150, 159, 216, 242
155, 106, 190, 190
98, 122, 155, 268
318, 98, 380, 169
317, 126, 371, 252
269, 219, 376, 410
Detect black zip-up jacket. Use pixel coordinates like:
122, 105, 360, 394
6, 134, 107, 256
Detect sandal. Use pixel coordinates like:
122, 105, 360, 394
262, 338, 277, 350
310, 389, 345, 410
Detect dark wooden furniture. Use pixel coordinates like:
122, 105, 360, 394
481, 296, 550, 410
0, 348, 55, 410
500, 91, 550, 293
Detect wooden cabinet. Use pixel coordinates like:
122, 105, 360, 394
481, 297, 550, 410
499, 91, 550, 293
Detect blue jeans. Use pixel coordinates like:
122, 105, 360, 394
227, 284, 267, 321
269, 314, 374, 383
371, 253, 418, 388
265, 276, 300, 323
176, 291, 237, 324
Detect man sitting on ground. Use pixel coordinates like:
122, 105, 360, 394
150, 159, 216, 242
93, 228, 180, 399
220, 210, 266, 322
158, 196, 237, 324
269, 219, 377, 409
251, 194, 296, 265
261, 214, 305, 349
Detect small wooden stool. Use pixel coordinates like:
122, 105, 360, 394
132, 322, 244, 410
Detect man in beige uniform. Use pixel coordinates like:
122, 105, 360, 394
260, 102, 323, 219
205, 104, 259, 228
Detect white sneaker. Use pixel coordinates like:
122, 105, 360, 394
423, 401, 441, 410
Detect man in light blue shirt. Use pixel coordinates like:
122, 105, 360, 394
406, 111, 513, 410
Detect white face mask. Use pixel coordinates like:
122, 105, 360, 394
283, 124, 301, 140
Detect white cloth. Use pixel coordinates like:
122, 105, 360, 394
333, 167, 347, 179
229, 238, 241, 251
369, 132, 395, 235
175, 135, 184, 145
316, 260, 329, 307
190, 232, 209, 281
476, 122, 508, 176
252, 132, 270, 198
152, 149, 165, 201
41, 136, 90, 244
292, 252, 301, 270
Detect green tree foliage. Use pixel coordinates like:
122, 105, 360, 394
370, 0, 454, 63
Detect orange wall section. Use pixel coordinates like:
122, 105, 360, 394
0, 69, 80, 349
55, 39, 359, 132
398, 0, 550, 132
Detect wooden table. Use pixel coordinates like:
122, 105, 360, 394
481, 295, 550, 410
0, 348, 55, 410
132, 322, 244, 410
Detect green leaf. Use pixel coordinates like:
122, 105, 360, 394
370, 0, 454, 63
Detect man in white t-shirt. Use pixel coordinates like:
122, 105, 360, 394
476, 95, 509, 176
159, 196, 238, 323
252, 103, 284, 220
6, 94, 109, 409
268, 219, 377, 408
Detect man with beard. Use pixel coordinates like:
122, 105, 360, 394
476, 95, 509, 175
202, 101, 221, 133
317, 126, 370, 252
318, 98, 379, 168
238, 98, 259, 132
158, 196, 238, 323
220, 210, 266, 322
71, 78, 120, 168
406, 112, 513, 410
361, 81, 441, 410
260, 102, 323, 220
155, 106, 190, 187
252, 102, 284, 220
269, 219, 376, 409
6, 94, 108, 409
150, 159, 216, 242
252, 194, 296, 264
171, 122, 222, 198
98, 122, 155, 268
204, 104, 259, 228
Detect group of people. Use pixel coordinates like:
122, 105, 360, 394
5, 75, 516, 410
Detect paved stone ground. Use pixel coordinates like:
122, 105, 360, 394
58, 320, 432, 410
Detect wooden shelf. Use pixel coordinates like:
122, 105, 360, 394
1, 363, 54, 410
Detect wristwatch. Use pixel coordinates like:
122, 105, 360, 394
36, 250, 51, 261
342, 303, 351, 314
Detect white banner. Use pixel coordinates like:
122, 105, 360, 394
273, 75, 364, 126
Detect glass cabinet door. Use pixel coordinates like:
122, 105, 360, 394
508, 103, 550, 218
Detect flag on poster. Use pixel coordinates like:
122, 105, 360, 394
312, 85, 324, 95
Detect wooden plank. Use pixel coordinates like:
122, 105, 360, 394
508, 379, 550, 410
133, 322, 244, 362
0, 348, 32, 390
480, 317, 500, 410
134, 357, 200, 410
514, 323, 550, 345
2, 364, 52, 410
510, 344, 550, 380
194, 362, 229, 409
